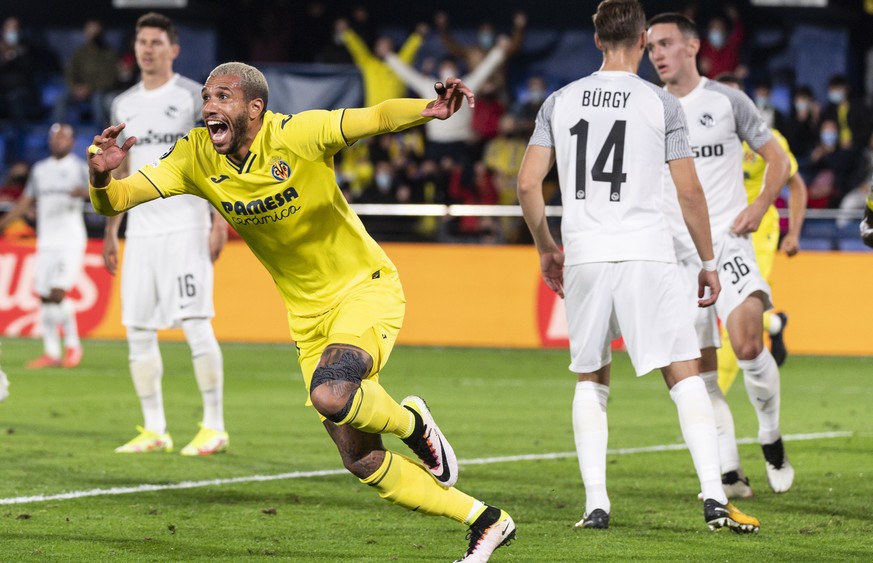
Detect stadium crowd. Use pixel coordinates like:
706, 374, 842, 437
1, 3, 873, 245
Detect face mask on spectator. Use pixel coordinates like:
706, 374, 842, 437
375, 172, 392, 191
708, 29, 725, 49
4, 29, 18, 45
755, 96, 770, 109
820, 130, 838, 147
478, 32, 494, 50
827, 89, 846, 105
794, 99, 810, 113
528, 88, 546, 104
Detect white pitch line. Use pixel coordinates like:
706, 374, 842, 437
0, 430, 853, 506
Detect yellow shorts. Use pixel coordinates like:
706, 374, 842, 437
752, 220, 779, 283
289, 267, 406, 406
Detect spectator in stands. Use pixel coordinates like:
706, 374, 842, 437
483, 114, 527, 242
512, 74, 550, 136
433, 10, 526, 98
0, 17, 38, 153
470, 76, 506, 149
697, 4, 744, 79
809, 119, 857, 206
444, 161, 500, 243
384, 37, 510, 163
821, 75, 873, 153
337, 19, 427, 107
0, 160, 29, 204
752, 79, 786, 131
52, 19, 119, 127
783, 85, 820, 172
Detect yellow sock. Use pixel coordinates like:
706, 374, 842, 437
338, 379, 414, 438
361, 451, 480, 524
717, 325, 740, 394
762, 310, 773, 334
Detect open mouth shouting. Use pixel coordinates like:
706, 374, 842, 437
207, 118, 230, 149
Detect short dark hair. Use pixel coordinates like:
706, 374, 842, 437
794, 85, 813, 98
592, 0, 646, 48
209, 62, 269, 116
646, 12, 699, 39
136, 12, 178, 45
827, 75, 848, 88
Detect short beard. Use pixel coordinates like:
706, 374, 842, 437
222, 112, 250, 156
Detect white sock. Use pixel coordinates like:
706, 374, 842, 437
183, 319, 225, 432
572, 381, 610, 515
669, 376, 726, 504
59, 299, 80, 350
700, 370, 741, 474
127, 328, 166, 434
738, 348, 782, 444
193, 352, 224, 432
41, 303, 62, 359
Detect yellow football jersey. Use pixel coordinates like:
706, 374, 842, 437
137, 110, 396, 317
741, 129, 799, 235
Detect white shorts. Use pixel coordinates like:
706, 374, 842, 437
121, 228, 215, 329
564, 261, 700, 377
34, 245, 85, 296
677, 259, 721, 349
679, 234, 773, 348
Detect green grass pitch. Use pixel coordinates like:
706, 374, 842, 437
1, 338, 871, 561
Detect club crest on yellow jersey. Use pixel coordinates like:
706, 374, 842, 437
271, 159, 291, 181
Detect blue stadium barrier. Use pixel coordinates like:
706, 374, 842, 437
837, 237, 872, 252
799, 237, 836, 251
801, 218, 838, 240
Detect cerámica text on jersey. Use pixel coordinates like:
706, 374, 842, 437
221, 186, 299, 216
581, 89, 631, 109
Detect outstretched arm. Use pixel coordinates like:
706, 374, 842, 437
341, 78, 474, 142
88, 124, 161, 215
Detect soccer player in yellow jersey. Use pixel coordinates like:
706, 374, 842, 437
714, 74, 808, 396
87, 62, 514, 563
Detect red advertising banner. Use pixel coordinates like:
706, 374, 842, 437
2, 239, 870, 357
0, 240, 113, 338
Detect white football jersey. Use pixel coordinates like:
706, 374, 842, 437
663, 77, 772, 259
24, 153, 88, 249
529, 71, 692, 265
112, 73, 211, 237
